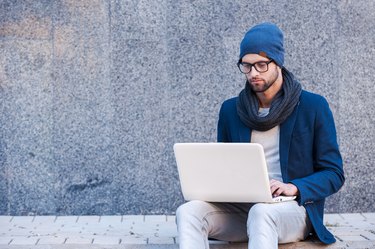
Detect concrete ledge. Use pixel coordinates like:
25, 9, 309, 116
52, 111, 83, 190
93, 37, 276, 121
0, 213, 374, 249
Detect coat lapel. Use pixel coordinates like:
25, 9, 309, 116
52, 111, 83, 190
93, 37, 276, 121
279, 102, 300, 182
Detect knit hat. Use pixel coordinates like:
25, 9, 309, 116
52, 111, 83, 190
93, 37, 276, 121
239, 22, 284, 67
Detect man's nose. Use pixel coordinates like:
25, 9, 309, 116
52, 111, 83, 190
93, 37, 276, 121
247, 66, 260, 77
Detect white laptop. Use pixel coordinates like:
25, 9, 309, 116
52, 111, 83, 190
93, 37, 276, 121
173, 143, 296, 203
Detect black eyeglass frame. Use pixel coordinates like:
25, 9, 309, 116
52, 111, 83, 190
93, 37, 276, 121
237, 59, 274, 74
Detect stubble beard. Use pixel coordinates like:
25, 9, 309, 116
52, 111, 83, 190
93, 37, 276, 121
249, 68, 279, 93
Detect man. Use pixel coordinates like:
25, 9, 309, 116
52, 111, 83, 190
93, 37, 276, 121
176, 22, 345, 249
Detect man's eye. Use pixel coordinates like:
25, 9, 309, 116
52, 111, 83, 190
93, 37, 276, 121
256, 63, 267, 68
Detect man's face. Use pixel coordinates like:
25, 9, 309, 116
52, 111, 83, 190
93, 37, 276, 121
241, 54, 280, 93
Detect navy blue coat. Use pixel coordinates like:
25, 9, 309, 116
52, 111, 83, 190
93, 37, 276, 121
217, 90, 345, 244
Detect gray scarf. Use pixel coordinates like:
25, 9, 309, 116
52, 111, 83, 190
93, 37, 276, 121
236, 68, 302, 131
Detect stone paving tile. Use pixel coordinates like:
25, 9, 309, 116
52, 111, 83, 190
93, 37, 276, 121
148, 237, 175, 244
7, 226, 33, 236
99, 216, 123, 224
77, 216, 100, 224
329, 227, 365, 235
9, 237, 38, 245
64, 236, 93, 244
120, 236, 148, 244
340, 213, 367, 221
95, 221, 126, 234
32, 216, 56, 223
144, 215, 167, 223
347, 221, 373, 229
54, 216, 78, 224
362, 212, 375, 220
345, 240, 375, 248
0, 216, 12, 223
156, 226, 178, 237
57, 224, 84, 233
92, 236, 121, 245
0, 225, 11, 234
337, 235, 369, 242
36, 236, 66, 245
26, 225, 61, 236
122, 215, 145, 222
167, 215, 176, 223
94, 227, 129, 236
127, 226, 157, 237
10, 217, 34, 223
0, 237, 12, 245
324, 213, 345, 226
362, 230, 375, 240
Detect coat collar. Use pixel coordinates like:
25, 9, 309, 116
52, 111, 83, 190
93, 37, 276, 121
279, 101, 300, 181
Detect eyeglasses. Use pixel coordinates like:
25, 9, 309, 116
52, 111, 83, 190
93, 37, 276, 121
237, 59, 274, 74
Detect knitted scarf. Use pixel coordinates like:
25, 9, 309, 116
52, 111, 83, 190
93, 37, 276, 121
236, 68, 302, 131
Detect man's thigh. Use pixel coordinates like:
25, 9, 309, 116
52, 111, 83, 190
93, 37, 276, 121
206, 202, 252, 242
248, 201, 311, 243
179, 200, 252, 242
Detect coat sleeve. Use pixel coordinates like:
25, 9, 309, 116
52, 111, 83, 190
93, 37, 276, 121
290, 97, 345, 205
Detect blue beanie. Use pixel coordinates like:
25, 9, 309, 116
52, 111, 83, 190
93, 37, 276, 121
239, 22, 284, 67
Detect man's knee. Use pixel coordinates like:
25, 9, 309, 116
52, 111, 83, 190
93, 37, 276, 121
176, 200, 210, 223
247, 203, 278, 228
247, 204, 280, 247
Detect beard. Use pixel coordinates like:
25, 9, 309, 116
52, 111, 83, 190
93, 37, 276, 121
248, 68, 279, 93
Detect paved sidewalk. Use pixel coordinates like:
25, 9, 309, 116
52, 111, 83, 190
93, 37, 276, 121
0, 213, 374, 248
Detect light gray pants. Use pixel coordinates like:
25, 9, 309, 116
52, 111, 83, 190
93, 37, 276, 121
176, 200, 311, 249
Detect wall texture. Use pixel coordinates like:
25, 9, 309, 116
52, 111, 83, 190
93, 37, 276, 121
0, 0, 374, 215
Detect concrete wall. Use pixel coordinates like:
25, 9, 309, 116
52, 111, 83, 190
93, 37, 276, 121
0, 0, 374, 215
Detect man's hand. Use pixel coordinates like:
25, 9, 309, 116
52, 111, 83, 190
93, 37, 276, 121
270, 179, 299, 197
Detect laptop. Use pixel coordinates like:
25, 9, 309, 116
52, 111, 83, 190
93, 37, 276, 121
173, 143, 296, 203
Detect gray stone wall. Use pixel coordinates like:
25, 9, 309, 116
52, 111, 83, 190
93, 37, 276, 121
0, 0, 374, 215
